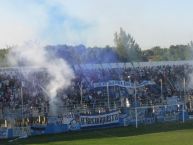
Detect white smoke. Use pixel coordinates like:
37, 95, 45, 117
8, 42, 74, 114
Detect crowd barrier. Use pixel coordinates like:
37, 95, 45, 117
0, 106, 189, 139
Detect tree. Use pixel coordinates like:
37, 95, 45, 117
0, 47, 10, 67
114, 28, 141, 62
169, 45, 191, 60
142, 44, 193, 61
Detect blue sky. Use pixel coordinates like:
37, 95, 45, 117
1, 0, 193, 49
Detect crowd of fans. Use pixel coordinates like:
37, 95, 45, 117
0, 63, 193, 123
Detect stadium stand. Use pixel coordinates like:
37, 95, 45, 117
0, 61, 193, 138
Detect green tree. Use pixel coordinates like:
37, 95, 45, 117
169, 45, 191, 60
0, 48, 10, 66
114, 28, 141, 62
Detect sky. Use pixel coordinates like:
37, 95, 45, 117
1, 0, 193, 49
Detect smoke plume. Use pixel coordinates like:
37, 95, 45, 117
7, 41, 74, 115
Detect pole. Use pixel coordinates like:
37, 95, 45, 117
5, 120, 7, 127
135, 107, 138, 128
160, 79, 163, 101
134, 81, 138, 128
107, 82, 110, 110
80, 81, 83, 106
183, 77, 186, 102
21, 81, 24, 135
183, 104, 185, 123
183, 77, 186, 123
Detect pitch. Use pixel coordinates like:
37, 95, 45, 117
1, 122, 193, 145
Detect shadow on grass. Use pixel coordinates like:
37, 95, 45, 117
2, 121, 193, 145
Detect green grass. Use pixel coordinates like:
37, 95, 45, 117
1, 122, 193, 145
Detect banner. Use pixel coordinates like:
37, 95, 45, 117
48, 116, 63, 124
93, 80, 155, 88
68, 119, 80, 131
80, 111, 119, 127
0, 128, 8, 139
12, 127, 31, 137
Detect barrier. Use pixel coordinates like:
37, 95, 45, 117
119, 103, 188, 127
31, 125, 46, 135
44, 124, 68, 134
0, 104, 190, 139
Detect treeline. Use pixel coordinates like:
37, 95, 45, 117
46, 43, 193, 64
46, 28, 193, 64
143, 44, 193, 61
1, 28, 193, 66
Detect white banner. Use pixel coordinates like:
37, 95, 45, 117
80, 111, 119, 127
93, 80, 155, 88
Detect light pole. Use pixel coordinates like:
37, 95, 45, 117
183, 77, 186, 102
107, 82, 110, 110
182, 104, 185, 123
134, 81, 138, 128
160, 79, 163, 103
183, 77, 186, 123
80, 81, 83, 106
21, 81, 24, 137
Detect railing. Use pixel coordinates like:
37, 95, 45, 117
74, 60, 193, 70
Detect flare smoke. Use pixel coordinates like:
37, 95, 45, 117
7, 42, 74, 114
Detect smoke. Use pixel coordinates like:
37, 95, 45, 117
7, 41, 74, 115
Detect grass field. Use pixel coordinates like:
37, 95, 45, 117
1, 122, 193, 145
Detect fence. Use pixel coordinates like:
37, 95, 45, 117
121, 103, 188, 128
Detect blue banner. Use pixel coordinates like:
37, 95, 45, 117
93, 80, 155, 88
